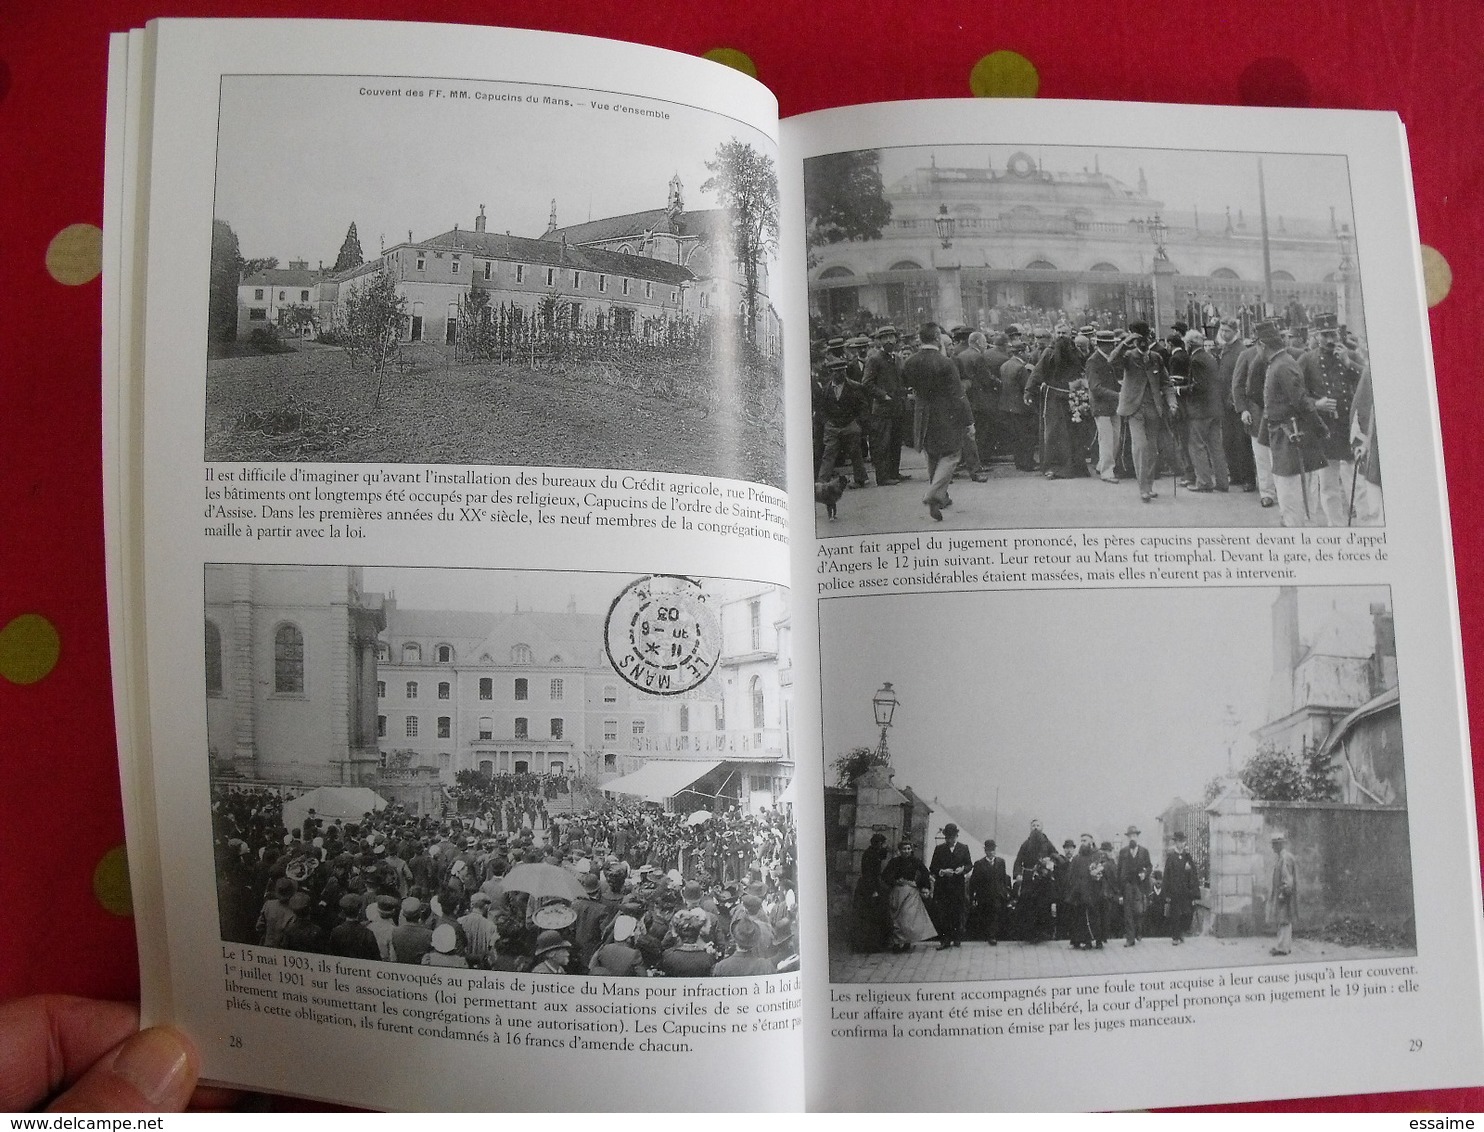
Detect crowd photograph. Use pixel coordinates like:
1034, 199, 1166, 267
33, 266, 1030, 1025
819, 584, 1415, 982
804, 144, 1380, 534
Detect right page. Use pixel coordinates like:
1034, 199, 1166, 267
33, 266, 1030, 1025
780, 98, 1484, 1111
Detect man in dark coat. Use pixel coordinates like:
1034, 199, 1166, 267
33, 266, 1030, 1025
1013, 820, 1057, 943
1027, 333, 1088, 479
1262, 320, 1332, 527
1216, 319, 1258, 491
901, 321, 974, 521
862, 327, 907, 485
1233, 326, 1277, 507
1162, 831, 1200, 945
1300, 312, 1365, 525
1268, 833, 1299, 955
968, 839, 1009, 944
997, 338, 1039, 471
1065, 835, 1101, 949
1085, 330, 1123, 482
816, 356, 869, 487
1181, 329, 1230, 492
1116, 826, 1153, 947
928, 823, 973, 949
1113, 322, 1177, 504
852, 832, 891, 952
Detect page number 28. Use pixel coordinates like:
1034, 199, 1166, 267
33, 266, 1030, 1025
229, 1035, 243, 1049
1409, 1039, 1424, 1052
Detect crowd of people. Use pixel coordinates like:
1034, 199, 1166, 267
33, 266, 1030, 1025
212, 783, 798, 978
812, 301, 1380, 527
851, 821, 1210, 955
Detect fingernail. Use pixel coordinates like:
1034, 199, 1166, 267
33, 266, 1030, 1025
111, 1028, 192, 1106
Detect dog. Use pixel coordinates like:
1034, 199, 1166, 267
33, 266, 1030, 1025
815, 474, 847, 521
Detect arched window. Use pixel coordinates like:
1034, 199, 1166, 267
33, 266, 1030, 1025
1025, 259, 1058, 270
204, 620, 223, 694
679, 705, 690, 732
888, 260, 924, 272
438, 681, 450, 699
750, 676, 765, 729
436, 644, 453, 663
604, 752, 617, 772
376, 643, 390, 662
479, 716, 494, 739
514, 717, 528, 739
1089, 262, 1120, 273
818, 266, 855, 279
511, 644, 533, 665
1212, 267, 1241, 279
402, 642, 421, 663
274, 624, 304, 694
1271, 270, 1296, 282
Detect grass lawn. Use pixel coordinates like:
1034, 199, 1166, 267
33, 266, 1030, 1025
204, 342, 785, 488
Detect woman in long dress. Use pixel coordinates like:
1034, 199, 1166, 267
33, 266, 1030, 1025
880, 839, 936, 952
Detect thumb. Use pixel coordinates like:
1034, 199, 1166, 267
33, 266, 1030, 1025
47, 1027, 199, 1113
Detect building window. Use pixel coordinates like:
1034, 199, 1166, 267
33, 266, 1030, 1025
550, 678, 564, 700
437, 717, 451, 738
376, 643, 389, 661
417, 256, 426, 271
700, 292, 709, 309
573, 271, 582, 288
278, 290, 286, 301
402, 643, 421, 663
377, 715, 386, 737
622, 278, 630, 295
300, 289, 310, 301
479, 716, 493, 739
604, 720, 618, 741
437, 644, 453, 663
515, 678, 528, 701
715, 703, 725, 731
604, 752, 617, 771
254, 288, 264, 300
204, 620, 222, 693
672, 290, 678, 301
632, 719, 646, 736
751, 676, 765, 729
479, 678, 492, 700
273, 624, 304, 694
377, 680, 386, 698
550, 718, 564, 739
750, 600, 762, 650
599, 274, 607, 292
438, 681, 450, 699
645, 282, 653, 299
515, 717, 528, 739
516, 264, 525, 283
512, 644, 533, 665
452, 257, 460, 274
546, 267, 555, 287
405, 681, 418, 699
248, 308, 267, 321
604, 684, 617, 703
406, 716, 419, 738
679, 705, 690, 732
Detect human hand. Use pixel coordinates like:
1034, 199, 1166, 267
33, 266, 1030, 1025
0, 995, 232, 1112
1241, 410, 1253, 428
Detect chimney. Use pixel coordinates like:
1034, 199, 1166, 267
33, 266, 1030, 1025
475, 205, 486, 233
1266, 587, 1301, 722
546, 198, 558, 236
1371, 602, 1398, 692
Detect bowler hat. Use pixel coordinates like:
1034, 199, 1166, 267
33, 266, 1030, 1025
1125, 825, 1141, 836
534, 930, 570, 959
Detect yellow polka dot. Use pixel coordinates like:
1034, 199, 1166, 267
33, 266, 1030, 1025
45, 223, 103, 286
0, 613, 61, 684
1421, 244, 1452, 307
94, 846, 134, 918
970, 50, 1040, 98
702, 48, 758, 80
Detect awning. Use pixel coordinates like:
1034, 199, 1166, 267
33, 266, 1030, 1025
602, 759, 723, 802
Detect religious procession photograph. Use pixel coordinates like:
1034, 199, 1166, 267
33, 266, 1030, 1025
204, 563, 798, 978
806, 143, 1382, 535
205, 74, 784, 487
818, 583, 1414, 984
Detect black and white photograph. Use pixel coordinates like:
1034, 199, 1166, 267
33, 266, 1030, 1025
207, 76, 784, 487
806, 144, 1382, 534
205, 563, 798, 977
819, 584, 1414, 983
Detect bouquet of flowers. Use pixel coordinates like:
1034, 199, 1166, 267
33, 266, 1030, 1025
1068, 379, 1092, 423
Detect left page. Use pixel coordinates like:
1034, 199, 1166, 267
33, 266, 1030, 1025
108, 18, 805, 1111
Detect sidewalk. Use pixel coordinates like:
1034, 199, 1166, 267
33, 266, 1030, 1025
831, 935, 1415, 983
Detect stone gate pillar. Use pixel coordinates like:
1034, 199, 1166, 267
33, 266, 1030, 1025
845, 764, 910, 894
1206, 781, 1264, 936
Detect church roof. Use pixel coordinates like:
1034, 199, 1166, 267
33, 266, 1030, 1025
543, 207, 729, 248
421, 229, 694, 286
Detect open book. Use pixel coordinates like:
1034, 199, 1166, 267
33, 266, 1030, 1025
103, 18, 1484, 1111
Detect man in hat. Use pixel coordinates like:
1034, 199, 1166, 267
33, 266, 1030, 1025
391, 898, 434, 965
1085, 329, 1124, 482
329, 893, 381, 960
1233, 323, 1278, 508
1216, 318, 1259, 492
1268, 833, 1298, 956
1260, 319, 1332, 527
1181, 328, 1230, 493
713, 915, 774, 976
862, 326, 908, 485
902, 322, 975, 521
929, 823, 973, 949
948, 326, 991, 482
1163, 831, 1201, 945
1114, 322, 1177, 503
1301, 312, 1366, 525
589, 914, 646, 976
1116, 826, 1153, 946
968, 839, 1009, 944
531, 929, 572, 974
571, 871, 614, 970
816, 356, 870, 489
659, 911, 716, 977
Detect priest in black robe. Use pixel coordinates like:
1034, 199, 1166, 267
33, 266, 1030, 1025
928, 824, 973, 949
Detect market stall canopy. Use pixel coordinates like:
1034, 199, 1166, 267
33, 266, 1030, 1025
601, 759, 724, 803
282, 786, 387, 832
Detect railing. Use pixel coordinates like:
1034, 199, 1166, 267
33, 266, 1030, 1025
629, 727, 784, 758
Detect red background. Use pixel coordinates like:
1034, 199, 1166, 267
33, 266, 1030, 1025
1, 0, 1481, 1112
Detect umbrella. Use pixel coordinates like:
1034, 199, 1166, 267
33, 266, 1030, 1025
686, 809, 713, 827
502, 863, 584, 903
282, 786, 387, 832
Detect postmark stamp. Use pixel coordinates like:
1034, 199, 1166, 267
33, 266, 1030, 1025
604, 574, 721, 696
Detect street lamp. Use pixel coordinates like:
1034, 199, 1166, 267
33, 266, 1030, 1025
872, 681, 899, 762
935, 204, 955, 249
1146, 212, 1169, 262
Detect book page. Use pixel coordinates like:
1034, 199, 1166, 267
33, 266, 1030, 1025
110, 18, 804, 1111
779, 98, 1484, 1111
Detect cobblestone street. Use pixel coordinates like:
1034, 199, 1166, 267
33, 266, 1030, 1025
831, 935, 1416, 984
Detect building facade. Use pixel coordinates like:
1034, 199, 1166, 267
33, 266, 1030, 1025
808, 151, 1363, 337
235, 261, 325, 339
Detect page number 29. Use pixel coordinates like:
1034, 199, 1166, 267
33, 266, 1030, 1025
1409, 1039, 1424, 1052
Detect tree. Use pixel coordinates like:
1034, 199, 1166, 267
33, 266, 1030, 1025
339, 269, 406, 410
833, 745, 888, 787
209, 219, 243, 342
803, 149, 892, 266
702, 139, 779, 346
333, 221, 364, 273
240, 256, 279, 277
